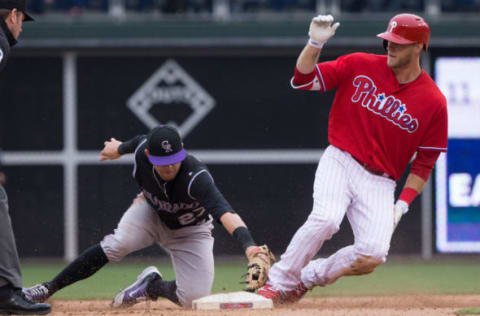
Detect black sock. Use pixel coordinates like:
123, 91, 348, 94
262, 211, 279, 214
146, 278, 180, 306
45, 244, 109, 294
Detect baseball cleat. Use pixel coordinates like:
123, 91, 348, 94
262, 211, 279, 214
282, 282, 309, 304
112, 266, 162, 308
22, 284, 50, 303
258, 282, 309, 304
258, 284, 282, 302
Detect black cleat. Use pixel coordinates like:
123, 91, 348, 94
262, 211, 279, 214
0, 288, 51, 315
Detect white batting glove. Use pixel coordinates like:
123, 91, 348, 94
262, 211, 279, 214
308, 14, 340, 49
393, 200, 409, 229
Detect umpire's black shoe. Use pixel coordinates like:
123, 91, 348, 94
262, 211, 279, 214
0, 288, 51, 315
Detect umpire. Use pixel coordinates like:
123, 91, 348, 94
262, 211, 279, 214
0, 0, 51, 314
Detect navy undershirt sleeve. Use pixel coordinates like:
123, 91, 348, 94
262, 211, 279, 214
189, 170, 235, 222
117, 135, 146, 155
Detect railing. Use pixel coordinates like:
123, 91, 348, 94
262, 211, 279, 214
27, 0, 480, 19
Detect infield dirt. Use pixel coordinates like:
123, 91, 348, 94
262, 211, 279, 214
46, 294, 480, 315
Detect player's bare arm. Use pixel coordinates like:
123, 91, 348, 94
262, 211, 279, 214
403, 173, 427, 193
296, 14, 340, 74
219, 212, 246, 235
296, 45, 322, 74
99, 138, 122, 161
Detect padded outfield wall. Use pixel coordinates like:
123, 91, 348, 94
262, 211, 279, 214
0, 17, 478, 260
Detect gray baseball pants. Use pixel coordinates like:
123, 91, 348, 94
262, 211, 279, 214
100, 194, 214, 307
0, 184, 22, 289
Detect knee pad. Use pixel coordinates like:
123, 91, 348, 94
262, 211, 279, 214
346, 255, 384, 276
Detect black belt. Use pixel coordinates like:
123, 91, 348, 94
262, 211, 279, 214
352, 156, 393, 180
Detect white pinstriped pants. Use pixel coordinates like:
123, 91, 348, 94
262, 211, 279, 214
268, 145, 396, 291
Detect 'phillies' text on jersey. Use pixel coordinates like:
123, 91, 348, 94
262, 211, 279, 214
351, 75, 418, 133
292, 52, 448, 180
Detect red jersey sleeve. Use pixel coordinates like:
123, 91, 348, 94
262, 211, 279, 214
291, 55, 349, 92
418, 102, 448, 152
314, 57, 343, 92
291, 67, 317, 90
410, 150, 441, 181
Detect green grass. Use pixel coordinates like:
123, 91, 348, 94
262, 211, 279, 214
456, 307, 480, 315
21, 261, 247, 300
314, 261, 480, 296
21, 259, 480, 300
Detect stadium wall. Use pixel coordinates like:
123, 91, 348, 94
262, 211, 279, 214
0, 24, 477, 259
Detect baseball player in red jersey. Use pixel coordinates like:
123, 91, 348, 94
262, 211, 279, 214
258, 13, 448, 303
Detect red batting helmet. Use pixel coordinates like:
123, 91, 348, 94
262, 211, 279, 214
377, 13, 430, 51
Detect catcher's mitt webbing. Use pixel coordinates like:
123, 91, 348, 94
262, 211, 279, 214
243, 245, 275, 292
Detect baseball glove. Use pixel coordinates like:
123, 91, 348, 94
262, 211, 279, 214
243, 245, 276, 292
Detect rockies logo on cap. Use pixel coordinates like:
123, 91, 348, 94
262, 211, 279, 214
146, 126, 186, 166
161, 140, 173, 153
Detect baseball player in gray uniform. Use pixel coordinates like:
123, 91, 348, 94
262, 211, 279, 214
0, 0, 51, 314
23, 125, 272, 308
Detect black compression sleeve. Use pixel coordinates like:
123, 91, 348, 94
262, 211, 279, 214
117, 135, 146, 155
232, 226, 256, 251
46, 244, 108, 294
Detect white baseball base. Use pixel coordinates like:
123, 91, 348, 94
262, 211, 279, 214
192, 291, 273, 310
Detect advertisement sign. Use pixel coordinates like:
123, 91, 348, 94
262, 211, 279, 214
435, 57, 480, 252
436, 139, 480, 252
435, 57, 480, 138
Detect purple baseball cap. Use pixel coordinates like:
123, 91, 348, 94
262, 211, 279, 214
146, 126, 186, 166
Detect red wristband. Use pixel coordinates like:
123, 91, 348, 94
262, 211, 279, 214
398, 187, 418, 205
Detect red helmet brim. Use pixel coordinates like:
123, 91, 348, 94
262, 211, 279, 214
376, 32, 416, 45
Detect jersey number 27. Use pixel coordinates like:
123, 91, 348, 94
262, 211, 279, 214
177, 207, 207, 225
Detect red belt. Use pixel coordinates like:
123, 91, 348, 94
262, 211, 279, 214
352, 156, 393, 180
